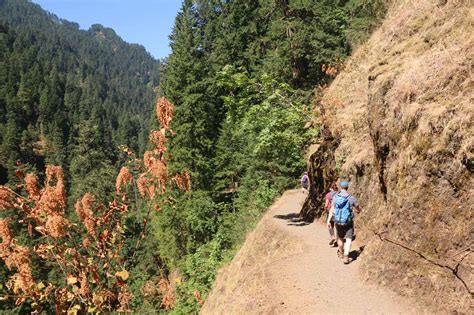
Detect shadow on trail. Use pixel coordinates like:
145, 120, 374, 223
288, 222, 310, 227
349, 245, 365, 262
273, 213, 310, 227
274, 213, 300, 220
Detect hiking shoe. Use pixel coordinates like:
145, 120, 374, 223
337, 250, 344, 259
343, 255, 350, 264
329, 239, 336, 246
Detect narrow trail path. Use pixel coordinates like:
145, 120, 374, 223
202, 190, 420, 314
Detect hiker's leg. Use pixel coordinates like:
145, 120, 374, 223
337, 236, 344, 254
328, 220, 335, 239
335, 224, 344, 257
352, 220, 356, 240
328, 221, 336, 245
342, 223, 354, 263
344, 237, 352, 256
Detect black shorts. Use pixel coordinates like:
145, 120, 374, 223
335, 222, 354, 240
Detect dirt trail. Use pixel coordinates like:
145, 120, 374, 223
202, 190, 423, 315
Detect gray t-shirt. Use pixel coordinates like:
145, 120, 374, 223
331, 190, 359, 209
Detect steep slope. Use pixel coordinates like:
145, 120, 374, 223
301, 1, 473, 313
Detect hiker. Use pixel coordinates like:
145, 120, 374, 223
301, 172, 309, 193
327, 181, 361, 264
324, 183, 338, 247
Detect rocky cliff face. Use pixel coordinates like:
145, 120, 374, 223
302, 1, 473, 312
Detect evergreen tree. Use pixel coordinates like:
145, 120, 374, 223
261, 0, 350, 89
161, 0, 218, 189
208, 0, 265, 72
68, 119, 115, 206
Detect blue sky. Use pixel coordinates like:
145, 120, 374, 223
32, 0, 183, 59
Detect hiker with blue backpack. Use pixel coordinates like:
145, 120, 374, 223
301, 172, 309, 193
327, 181, 361, 264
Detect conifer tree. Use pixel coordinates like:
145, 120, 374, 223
261, 0, 350, 89
161, 0, 218, 189
68, 119, 116, 206
207, 0, 265, 72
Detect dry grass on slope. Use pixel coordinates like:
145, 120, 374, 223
314, 0, 473, 313
200, 194, 304, 315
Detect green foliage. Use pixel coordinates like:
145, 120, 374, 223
261, 0, 350, 89
68, 120, 116, 205
160, 0, 221, 189
172, 235, 226, 314
127, 220, 163, 310
343, 0, 388, 47
215, 66, 309, 194
154, 190, 219, 268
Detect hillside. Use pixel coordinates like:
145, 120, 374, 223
0, 0, 159, 202
301, 0, 473, 313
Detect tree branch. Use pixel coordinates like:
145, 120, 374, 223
372, 230, 473, 297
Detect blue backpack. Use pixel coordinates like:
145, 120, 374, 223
333, 194, 352, 225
